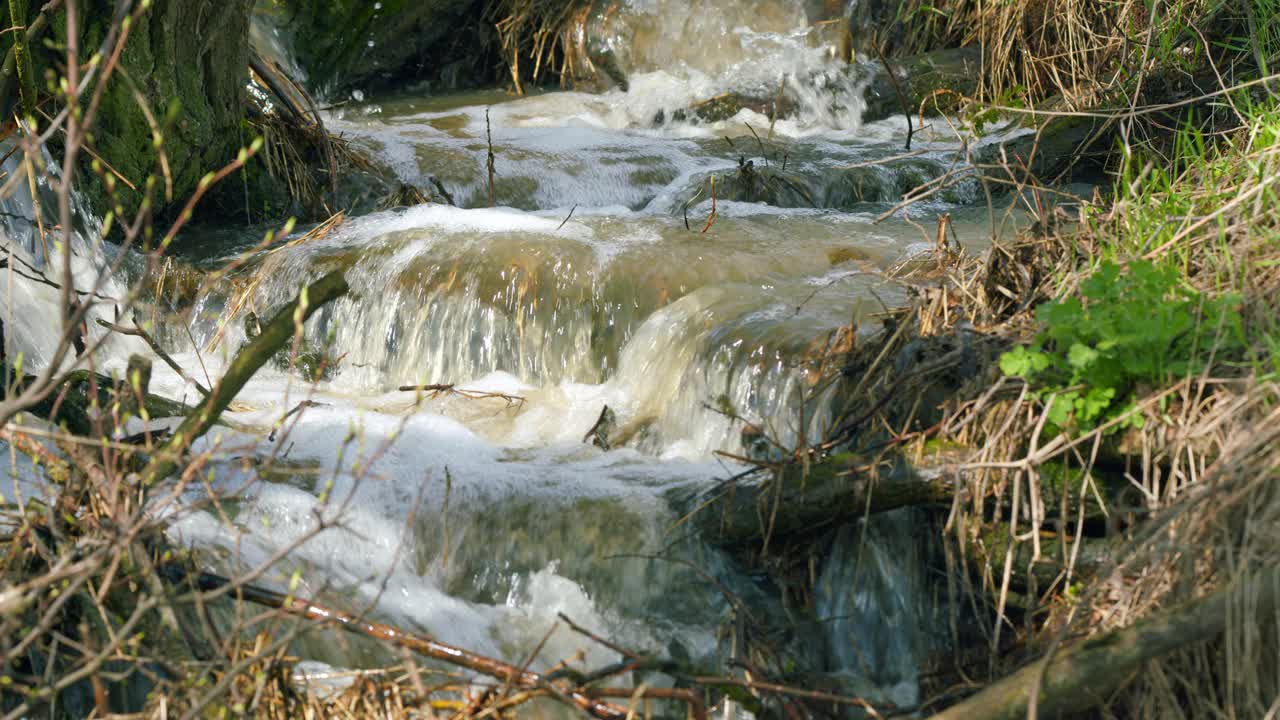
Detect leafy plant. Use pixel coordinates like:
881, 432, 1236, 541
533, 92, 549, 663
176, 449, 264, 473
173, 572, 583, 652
969, 84, 1027, 136
1000, 260, 1244, 434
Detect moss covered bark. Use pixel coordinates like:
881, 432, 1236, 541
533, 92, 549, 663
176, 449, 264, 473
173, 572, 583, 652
690, 454, 953, 548
2, 0, 256, 221
83, 0, 255, 220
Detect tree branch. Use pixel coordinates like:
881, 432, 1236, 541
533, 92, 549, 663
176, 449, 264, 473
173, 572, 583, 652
140, 270, 348, 483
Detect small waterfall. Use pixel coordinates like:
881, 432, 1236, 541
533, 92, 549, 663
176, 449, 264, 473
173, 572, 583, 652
562, 0, 873, 130
184, 202, 921, 458
815, 511, 948, 708
0, 144, 144, 375
587, 0, 832, 80
317, 0, 951, 216
6, 1, 999, 704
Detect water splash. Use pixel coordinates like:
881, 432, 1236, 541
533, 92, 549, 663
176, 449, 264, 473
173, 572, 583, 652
0, 144, 145, 375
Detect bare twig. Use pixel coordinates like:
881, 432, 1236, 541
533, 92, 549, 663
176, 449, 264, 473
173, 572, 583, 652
95, 318, 210, 397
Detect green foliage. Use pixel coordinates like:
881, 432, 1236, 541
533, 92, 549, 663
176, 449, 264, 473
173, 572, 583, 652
967, 84, 1027, 136
1000, 260, 1244, 434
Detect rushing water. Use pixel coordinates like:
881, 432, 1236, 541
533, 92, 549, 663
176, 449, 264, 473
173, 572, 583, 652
0, 0, 1022, 712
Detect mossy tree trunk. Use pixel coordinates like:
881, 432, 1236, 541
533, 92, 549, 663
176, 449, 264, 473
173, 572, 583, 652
2, 0, 255, 222
83, 0, 256, 221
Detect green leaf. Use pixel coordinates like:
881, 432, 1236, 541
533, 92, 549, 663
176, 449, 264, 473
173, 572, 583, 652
1067, 343, 1099, 370
1046, 392, 1075, 427
1075, 386, 1116, 423
1000, 346, 1049, 377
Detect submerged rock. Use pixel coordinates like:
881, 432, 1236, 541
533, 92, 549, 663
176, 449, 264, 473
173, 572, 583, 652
668, 91, 799, 125
656, 46, 982, 130
674, 161, 817, 209
675, 153, 975, 212
825, 158, 978, 206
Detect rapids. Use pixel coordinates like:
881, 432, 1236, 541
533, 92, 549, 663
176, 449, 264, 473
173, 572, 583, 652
1, 0, 1023, 713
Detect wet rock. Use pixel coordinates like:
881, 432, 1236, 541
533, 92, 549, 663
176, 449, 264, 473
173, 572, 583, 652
586, 46, 630, 93
680, 161, 818, 208
822, 166, 901, 205
659, 46, 981, 130
822, 157, 975, 207
669, 91, 798, 125
675, 154, 973, 212
861, 46, 983, 122
721, 160, 818, 206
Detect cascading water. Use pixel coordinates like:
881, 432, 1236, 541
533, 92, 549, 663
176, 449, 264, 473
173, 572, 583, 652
3, 0, 1003, 711
0, 151, 143, 372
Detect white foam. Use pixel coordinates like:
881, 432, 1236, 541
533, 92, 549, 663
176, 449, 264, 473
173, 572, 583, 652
349, 204, 595, 242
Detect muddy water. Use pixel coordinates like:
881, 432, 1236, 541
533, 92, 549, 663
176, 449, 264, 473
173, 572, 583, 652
1, 0, 1020, 712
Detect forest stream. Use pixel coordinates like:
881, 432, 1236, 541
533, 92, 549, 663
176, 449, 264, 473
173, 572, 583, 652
0, 0, 1042, 713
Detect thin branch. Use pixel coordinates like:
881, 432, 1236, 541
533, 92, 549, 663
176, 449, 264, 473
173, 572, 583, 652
141, 271, 349, 483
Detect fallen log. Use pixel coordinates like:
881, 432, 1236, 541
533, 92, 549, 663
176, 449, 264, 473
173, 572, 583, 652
973, 66, 1236, 187
967, 523, 1118, 596
927, 563, 1280, 720
690, 453, 953, 547
141, 270, 349, 483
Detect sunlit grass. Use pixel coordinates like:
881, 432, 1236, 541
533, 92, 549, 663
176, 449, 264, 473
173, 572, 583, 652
1068, 96, 1280, 382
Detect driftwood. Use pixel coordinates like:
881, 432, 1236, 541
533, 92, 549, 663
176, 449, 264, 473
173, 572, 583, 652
928, 562, 1280, 720
398, 383, 525, 407
141, 270, 349, 483
692, 453, 953, 547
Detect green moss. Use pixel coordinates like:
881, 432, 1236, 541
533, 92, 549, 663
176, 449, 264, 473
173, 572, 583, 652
921, 437, 969, 456
628, 166, 678, 187
29, 1, 257, 224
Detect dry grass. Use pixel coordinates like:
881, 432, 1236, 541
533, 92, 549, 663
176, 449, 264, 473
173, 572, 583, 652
801, 93, 1280, 712
484, 0, 592, 93
250, 111, 379, 218
894, 0, 1244, 107
205, 211, 347, 353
